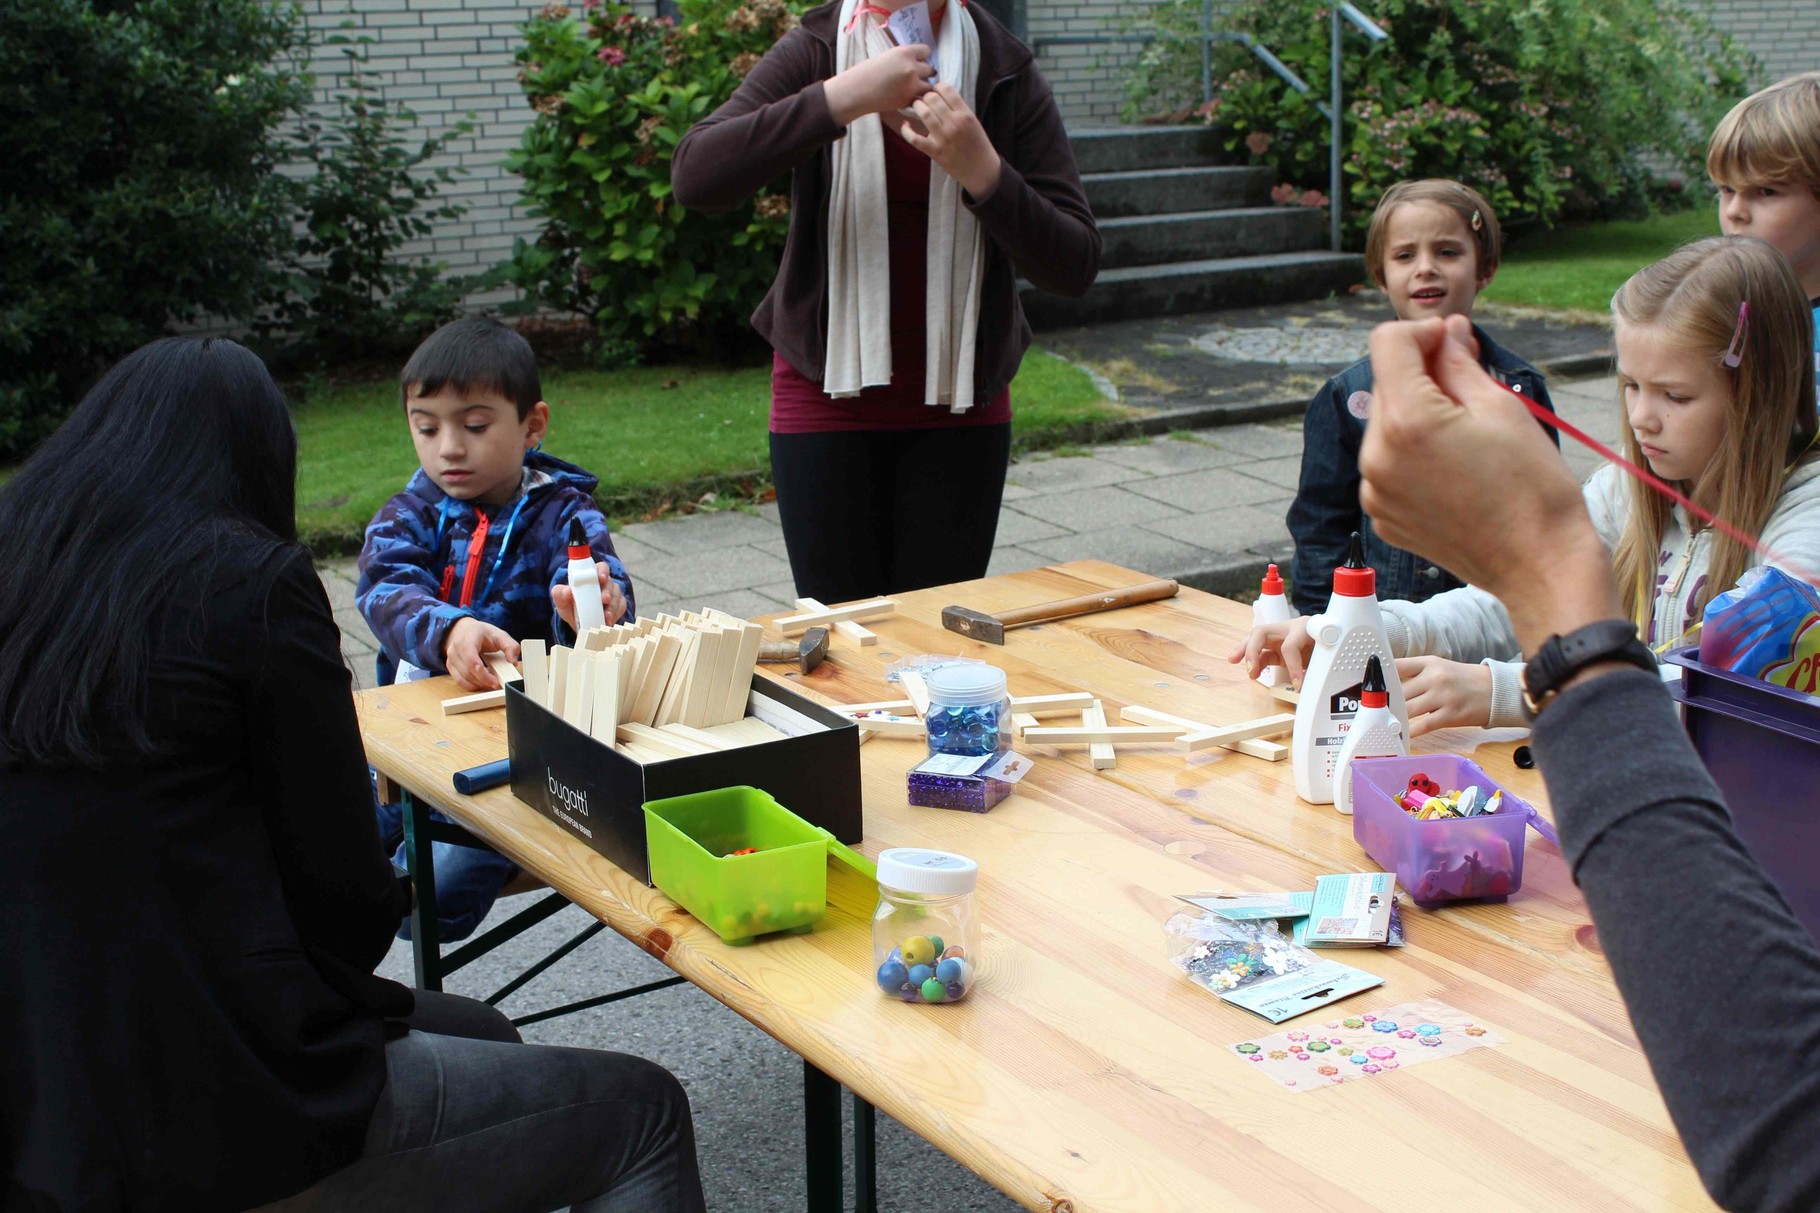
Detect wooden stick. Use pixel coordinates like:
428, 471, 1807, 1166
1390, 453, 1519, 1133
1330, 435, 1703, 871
564, 649, 595, 728
1008, 692, 1096, 714
774, 597, 896, 635
1011, 712, 1039, 739
617, 722, 710, 758
590, 649, 621, 742
1082, 701, 1116, 770
831, 699, 917, 715
630, 631, 682, 725
793, 597, 879, 647
652, 630, 699, 726
521, 640, 548, 707
899, 670, 931, 718
442, 688, 505, 715
723, 622, 765, 725
1270, 683, 1300, 706
486, 653, 522, 685
853, 713, 926, 738
547, 646, 571, 716
1121, 705, 1287, 762
1021, 725, 1187, 745
1175, 712, 1296, 754
663, 723, 738, 751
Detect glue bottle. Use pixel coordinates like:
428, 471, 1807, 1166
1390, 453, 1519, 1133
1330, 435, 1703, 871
1251, 563, 1296, 688
1332, 655, 1407, 815
566, 517, 605, 633
1292, 533, 1407, 804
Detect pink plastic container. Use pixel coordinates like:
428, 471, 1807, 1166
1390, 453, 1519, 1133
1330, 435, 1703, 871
1350, 755, 1558, 907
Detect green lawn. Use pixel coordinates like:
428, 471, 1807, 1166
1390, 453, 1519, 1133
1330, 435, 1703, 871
292, 348, 1120, 551
1481, 205, 1719, 313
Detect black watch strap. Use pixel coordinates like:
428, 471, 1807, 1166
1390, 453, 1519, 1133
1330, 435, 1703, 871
1523, 619, 1656, 718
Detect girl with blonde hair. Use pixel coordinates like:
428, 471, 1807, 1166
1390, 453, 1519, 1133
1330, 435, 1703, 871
1235, 236, 1820, 733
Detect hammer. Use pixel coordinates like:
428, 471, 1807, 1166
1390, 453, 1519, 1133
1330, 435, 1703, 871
942, 579, 1180, 645
758, 626, 830, 673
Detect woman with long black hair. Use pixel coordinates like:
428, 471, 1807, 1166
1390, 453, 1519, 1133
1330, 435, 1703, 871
0, 338, 705, 1213
673, 0, 1098, 601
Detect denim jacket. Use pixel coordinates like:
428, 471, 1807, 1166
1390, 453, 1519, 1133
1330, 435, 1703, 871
1286, 325, 1557, 615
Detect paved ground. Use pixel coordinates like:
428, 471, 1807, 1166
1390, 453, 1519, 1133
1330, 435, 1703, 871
319, 320, 1624, 1211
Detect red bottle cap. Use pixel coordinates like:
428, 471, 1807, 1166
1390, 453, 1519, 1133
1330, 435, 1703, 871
1260, 564, 1285, 596
1333, 532, 1375, 598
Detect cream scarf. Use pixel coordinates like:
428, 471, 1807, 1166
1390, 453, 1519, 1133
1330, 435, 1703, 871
824, 0, 985, 412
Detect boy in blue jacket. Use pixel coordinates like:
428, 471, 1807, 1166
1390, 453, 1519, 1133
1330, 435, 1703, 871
358, 315, 636, 939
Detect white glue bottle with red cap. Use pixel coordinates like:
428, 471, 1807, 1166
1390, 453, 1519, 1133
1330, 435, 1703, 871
1292, 533, 1407, 804
1251, 563, 1296, 688
1332, 655, 1407, 815
566, 517, 606, 633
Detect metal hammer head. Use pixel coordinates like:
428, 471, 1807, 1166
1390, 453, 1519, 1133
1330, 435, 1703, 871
798, 627, 829, 673
941, 605, 1004, 645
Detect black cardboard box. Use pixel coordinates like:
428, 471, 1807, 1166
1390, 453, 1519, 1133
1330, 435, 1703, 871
504, 676, 864, 883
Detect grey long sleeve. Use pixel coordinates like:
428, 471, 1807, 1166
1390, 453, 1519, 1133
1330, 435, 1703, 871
1533, 669, 1820, 1212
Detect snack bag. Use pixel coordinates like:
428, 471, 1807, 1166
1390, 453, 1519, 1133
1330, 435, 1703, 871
1699, 566, 1820, 695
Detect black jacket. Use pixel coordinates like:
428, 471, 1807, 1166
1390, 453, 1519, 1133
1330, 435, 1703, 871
3, 543, 412, 1212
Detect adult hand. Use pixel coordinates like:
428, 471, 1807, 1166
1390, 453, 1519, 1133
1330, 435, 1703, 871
1359, 316, 1621, 655
552, 562, 628, 629
824, 44, 935, 126
900, 83, 1002, 199
443, 618, 522, 691
1229, 617, 1316, 685
1396, 655, 1492, 735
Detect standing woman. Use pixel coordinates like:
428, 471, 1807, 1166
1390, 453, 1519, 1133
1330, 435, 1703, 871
673, 0, 1098, 601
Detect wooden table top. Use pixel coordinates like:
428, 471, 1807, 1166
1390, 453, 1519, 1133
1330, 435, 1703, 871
355, 560, 1714, 1213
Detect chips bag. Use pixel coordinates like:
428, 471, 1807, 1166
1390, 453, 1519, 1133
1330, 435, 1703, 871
1700, 566, 1820, 696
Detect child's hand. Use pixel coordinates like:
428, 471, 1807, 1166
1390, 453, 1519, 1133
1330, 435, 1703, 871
1395, 655, 1491, 735
443, 618, 522, 691
1228, 618, 1316, 685
552, 561, 627, 629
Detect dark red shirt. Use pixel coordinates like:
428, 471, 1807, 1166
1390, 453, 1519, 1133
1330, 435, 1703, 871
770, 31, 1012, 434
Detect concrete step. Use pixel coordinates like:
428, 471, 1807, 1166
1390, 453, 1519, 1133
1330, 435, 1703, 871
1068, 125, 1223, 174
1098, 206, 1327, 269
1084, 165, 1273, 218
1021, 250, 1365, 329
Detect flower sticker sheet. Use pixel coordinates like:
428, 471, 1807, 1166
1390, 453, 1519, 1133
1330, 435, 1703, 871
1228, 999, 1504, 1092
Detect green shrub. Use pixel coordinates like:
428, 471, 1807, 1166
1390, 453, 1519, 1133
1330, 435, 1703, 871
264, 26, 488, 363
1123, 0, 1759, 242
0, 0, 309, 458
506, 0, 804, 363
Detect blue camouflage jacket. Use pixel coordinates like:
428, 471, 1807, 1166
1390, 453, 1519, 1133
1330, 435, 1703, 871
1286, 325, 1557, 615
357, 450, 636, 684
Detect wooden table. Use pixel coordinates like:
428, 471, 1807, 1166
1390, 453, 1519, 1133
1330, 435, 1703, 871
356, 560, 1716, 1213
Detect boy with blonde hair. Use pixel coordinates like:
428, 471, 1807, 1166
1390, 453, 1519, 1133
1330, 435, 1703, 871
1709, 71, 1820, 394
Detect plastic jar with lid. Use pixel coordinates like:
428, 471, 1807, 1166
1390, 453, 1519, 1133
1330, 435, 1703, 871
872, 848, 979, 1004
923, 663, 1011, 759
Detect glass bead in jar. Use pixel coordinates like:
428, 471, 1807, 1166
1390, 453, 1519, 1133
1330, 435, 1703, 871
872, 848, 979, 1004
922, 663, 1011, 759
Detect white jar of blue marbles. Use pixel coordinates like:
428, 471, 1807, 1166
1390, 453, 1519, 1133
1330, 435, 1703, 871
923, 663, 1011, 759
873, 848, 979, 1004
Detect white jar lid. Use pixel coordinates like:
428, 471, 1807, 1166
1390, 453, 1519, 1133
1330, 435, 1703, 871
877, 848, 979, 895
924, 663, 1007, 707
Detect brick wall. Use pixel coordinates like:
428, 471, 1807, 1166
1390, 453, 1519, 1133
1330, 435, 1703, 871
1707, 0, 1820, 85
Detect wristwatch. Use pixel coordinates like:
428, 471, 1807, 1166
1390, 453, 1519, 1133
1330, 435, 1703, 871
1522, 619, 1657, 718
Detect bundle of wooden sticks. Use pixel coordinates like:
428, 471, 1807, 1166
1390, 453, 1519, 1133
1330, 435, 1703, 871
443, 611, 794, 764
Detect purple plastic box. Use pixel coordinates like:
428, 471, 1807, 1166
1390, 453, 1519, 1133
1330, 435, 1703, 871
1350, 755, 1558, 908
1666, 646, 1820, 941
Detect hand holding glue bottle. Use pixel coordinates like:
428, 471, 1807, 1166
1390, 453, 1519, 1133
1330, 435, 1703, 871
1251, 564, 1296, 688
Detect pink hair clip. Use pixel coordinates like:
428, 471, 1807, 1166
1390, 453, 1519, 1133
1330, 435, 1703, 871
1723, 300, 1749, 368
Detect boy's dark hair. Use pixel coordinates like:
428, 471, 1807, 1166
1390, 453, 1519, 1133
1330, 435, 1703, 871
400, 315, 542, 419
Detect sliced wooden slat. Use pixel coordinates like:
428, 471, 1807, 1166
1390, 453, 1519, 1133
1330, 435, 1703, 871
1082, 700, 1116, 770
485, 653, 522, 685
617, 722, 711, 758
1175, 712, 1296, 753
1122, 705, 1288, 762
521, 640, 548, 707
547, 646, 571, 717
441, 688, 505, 715
774, 597, 896, 634
1020, 725, 1187, 745
898, 670, 931, 717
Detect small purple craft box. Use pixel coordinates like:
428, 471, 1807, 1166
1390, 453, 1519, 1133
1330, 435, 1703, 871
1350, 755, 1558, 908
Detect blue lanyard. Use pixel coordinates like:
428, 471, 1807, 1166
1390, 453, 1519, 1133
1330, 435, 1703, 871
434, 492, 532, 608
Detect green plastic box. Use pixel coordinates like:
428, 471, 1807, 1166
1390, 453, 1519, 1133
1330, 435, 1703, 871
643, 786, 874, 945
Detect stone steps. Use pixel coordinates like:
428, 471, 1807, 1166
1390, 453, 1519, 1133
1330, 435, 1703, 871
1098, 206, 1326, 269
1021, 250, 1364, 328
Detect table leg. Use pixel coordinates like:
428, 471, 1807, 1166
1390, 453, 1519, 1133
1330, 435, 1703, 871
802, 1059, 843, 1213
402, 790, 443, 992
852, 1091, 877, 1213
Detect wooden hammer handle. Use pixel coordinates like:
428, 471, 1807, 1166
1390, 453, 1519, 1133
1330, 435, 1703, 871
997, 579, 1180, 629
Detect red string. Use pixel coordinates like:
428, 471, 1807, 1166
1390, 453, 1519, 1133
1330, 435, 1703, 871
1497, 380, 1820, 590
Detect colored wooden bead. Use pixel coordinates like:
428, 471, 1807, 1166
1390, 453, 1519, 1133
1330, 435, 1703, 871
901, 936, 936, 966
935, 957, 964, 984
876, 960, 908, 994
920, 977, 948, 1002
907, 963, 934, 988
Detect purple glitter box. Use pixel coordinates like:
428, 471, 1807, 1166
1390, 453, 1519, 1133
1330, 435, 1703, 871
907, 750, 1031, 812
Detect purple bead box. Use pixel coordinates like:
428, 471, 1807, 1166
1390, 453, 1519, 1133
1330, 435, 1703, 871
907, 766, 1013, 812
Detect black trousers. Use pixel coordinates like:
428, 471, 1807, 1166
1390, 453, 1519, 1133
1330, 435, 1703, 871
769, 423, 1013, 602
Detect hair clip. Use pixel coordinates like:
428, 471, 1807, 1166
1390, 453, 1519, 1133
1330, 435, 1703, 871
1723, 300, 1749, 368
1470, 210, 1482, 232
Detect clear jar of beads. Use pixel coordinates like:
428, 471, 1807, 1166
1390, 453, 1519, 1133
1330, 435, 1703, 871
872, 848, 979, 1004
923, 663, 1011, 759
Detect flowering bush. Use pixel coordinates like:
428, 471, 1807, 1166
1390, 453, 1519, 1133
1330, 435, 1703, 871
1123, 0, 1758, 242
507, 0, 806, 362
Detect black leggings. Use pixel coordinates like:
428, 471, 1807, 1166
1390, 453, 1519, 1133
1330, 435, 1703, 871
769, 424, 1013, 602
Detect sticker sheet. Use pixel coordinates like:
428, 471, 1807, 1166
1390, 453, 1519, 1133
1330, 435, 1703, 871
1227, 999, 1503, 1092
